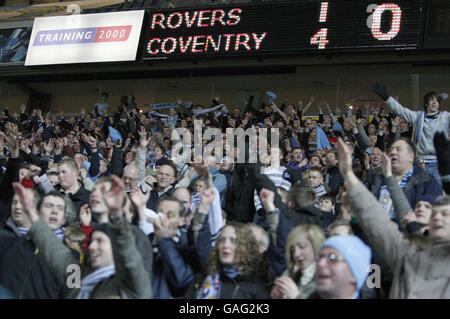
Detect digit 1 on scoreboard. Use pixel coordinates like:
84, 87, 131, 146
311, 2, 329, 49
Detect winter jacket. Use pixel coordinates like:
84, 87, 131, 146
346, 180, 450, 298
385, 97, 449, 159
56, 183, 91, 219
151, 236, 194, 299
369, 165, 442, 210
0, 157, 22, 224
29, 218, 151, 299
0, 222, 68, 299
146, 184, 175, 211
324, 165, 344, 197
224, 164, 256, 222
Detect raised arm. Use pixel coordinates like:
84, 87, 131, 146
102, 175, 152, 298
372, 83, 419, 124
270, 101, 289, 122
136, 126, 150, 182
14, 183, 78, 285
380, 153, 414, 224
336, 138, 410, 270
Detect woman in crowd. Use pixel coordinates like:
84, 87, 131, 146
271, 224, 325, 299
192, 222, 271, 299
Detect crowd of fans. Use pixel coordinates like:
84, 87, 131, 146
0, 84, 448, 299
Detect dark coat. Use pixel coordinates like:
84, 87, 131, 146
151, 213, 212, 299
187, 271, 271, 299
151, 236, 194, 299
369, 165, 443, 209
224, 164, 256, 222
56, 183, 91, 218
0, 157, 22, 224
0, 223, 69, 299
146, 185, 175, 211
324, 165, 343, 197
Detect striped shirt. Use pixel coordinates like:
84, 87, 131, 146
254, 166, 291, 211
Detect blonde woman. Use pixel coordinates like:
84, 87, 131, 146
271, 224, 325, 299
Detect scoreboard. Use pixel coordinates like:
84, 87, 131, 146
141, 0, 423, 60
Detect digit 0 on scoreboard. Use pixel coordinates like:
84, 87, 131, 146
141, 0, 423, 60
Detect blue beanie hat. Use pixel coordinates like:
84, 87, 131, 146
322, 235, 372, 295
108, 126, 122, 143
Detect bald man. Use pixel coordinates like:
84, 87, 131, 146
122, 163, 140, 193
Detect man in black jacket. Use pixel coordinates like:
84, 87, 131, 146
324, 150, 343, 197
146, 164, 177, 211
0, 188, 69, 298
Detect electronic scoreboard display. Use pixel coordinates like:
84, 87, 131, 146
141, 0, 423, 60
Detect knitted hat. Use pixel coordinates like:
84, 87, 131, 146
322, 235, 372, 294
92, 223, 110, 237
416, 194, 437, 205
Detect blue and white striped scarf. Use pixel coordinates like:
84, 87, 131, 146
54, 227, 65, 241
190, 193, 201, 211
17, 227, 64, 240
313, 184, 327, 198
379, 166, 414, 219
76, 265, 116, 299
197, 268, 240, 299
18, 227, 30, 237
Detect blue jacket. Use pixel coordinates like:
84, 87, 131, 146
151, 216, 211, 299
370, 164, 443, 208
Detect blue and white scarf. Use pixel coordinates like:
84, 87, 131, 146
76, 265, 116, 299
197, 268, 240, 299
18, 227, 30, 237
313, 184, 327, 198
54, 227, 65, 241
379, 166, 414, 219
190, 193, 201, 211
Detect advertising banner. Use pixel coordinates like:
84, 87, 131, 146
25, 10, 144, 66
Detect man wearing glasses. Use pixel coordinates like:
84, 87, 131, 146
122, 163, 140, 193
315, 235, 372, 299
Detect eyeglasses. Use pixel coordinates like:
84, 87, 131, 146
318, 253, 345, 264
122, 176, 137, 182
